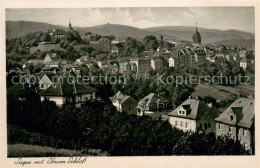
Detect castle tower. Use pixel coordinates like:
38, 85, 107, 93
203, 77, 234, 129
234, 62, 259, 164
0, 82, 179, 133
192, 22, 201, 45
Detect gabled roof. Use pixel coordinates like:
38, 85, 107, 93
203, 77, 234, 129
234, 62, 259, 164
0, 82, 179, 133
152, 58, 163, 63
215, 98, 254, 128
168, 98, 199, 119
47, 52, 59, 59
37, 76, 96, 96
109, 91, 133, 104
112, 43, 124, 49
138, 93, 169, 106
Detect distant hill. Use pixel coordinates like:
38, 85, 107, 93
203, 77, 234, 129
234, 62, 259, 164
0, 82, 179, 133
144, 26, 254, 44
6, 21, 255, 48
76, 24, 179, 41
6, 21, 68, 39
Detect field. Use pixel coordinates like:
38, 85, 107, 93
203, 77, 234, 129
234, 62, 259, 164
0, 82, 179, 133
191, 84, 254, 100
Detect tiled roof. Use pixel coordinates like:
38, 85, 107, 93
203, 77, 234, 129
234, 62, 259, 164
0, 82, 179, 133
37, 76, 96, 96
215, 98, 254, 128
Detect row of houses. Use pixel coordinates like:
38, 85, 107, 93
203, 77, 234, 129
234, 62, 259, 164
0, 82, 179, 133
109, 91, 254, 153
97, 57, 164, 75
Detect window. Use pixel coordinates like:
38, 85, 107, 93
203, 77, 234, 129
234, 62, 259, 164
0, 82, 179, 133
181, 122, 184, 127
208, 123, 211, 128
219, 123, 222, 130
185, 122, 188, 128
128, 106, 131, 110
204, 123, 208, 129
40, 84, 44, 89
178, 110, 181, 115
175, 121, 178, 126
243, 130, 247, 136
230, 115, 233, 121
229, 126, 232, 133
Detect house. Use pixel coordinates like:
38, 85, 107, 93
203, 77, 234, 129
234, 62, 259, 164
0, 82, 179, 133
98, 37, 110, 44
130, 58, 152, 74
143, 49, 154, 57
106, 61, 119, 74
151, 58, 163, 70
168, 96, 220, 133
215, 98, 254, 153
97, 61, 108, 69
156, 47, 164, 56
240, 58, 250, 70
111, 43, 124, 55
239, 50, 247, 58
49, 29, 66, 38
119, 62, 132, 74
36, 74, 97, 107
109, 91, 137, 115
111, 37, 126, 44
45, 61, 61, 68
28, 59, 44, 66
44, 53, 59, 64
76, 56, 89, 64
136, 93, 171, 116
168, 57, 175, 67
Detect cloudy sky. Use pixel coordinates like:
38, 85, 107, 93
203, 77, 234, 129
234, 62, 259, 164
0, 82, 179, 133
6, 7, 254, 33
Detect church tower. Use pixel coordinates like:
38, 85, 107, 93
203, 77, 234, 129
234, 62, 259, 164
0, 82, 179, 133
69, 18, 73, 31
192, 22, 201, 45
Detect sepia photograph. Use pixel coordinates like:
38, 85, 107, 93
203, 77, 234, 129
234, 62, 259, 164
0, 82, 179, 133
1, 0, 259, 167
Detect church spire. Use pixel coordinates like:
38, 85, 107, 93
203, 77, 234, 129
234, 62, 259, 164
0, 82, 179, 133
196, 22, 198, 32
69, 18, 73, 31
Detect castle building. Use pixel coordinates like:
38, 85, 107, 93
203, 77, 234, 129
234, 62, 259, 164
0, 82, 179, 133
192, 22, 201, 45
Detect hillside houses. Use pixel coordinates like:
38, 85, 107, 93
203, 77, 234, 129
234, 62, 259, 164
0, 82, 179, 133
111, 43, 124, 55
49, 29, 66, 38
36, 74, 97, 107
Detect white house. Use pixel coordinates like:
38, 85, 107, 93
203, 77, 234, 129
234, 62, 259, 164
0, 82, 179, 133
37, 74, 97, 107
168, 96, 218, 133
240, 58, 249, 70
109, 91, 137, 115
168, 57, 175, 67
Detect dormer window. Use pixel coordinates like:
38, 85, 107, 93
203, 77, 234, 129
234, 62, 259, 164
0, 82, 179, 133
230, 115, 233, 121
40, 84, 45, 89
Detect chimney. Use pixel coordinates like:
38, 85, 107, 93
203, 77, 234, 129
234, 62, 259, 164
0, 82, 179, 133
196, 97, 198, 101
189, 96, 191, 100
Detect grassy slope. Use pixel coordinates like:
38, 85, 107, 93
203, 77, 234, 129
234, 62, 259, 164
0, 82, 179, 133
191, 84, 254, 101
8, 144, 83, 157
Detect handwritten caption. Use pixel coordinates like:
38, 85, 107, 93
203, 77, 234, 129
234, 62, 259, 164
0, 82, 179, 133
14, 157, 87, 166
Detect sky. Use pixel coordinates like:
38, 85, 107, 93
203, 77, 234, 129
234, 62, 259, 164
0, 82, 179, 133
6, 7, 255, 33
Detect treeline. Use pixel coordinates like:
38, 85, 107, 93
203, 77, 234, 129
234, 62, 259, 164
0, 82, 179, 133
7, 85, 249, 155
